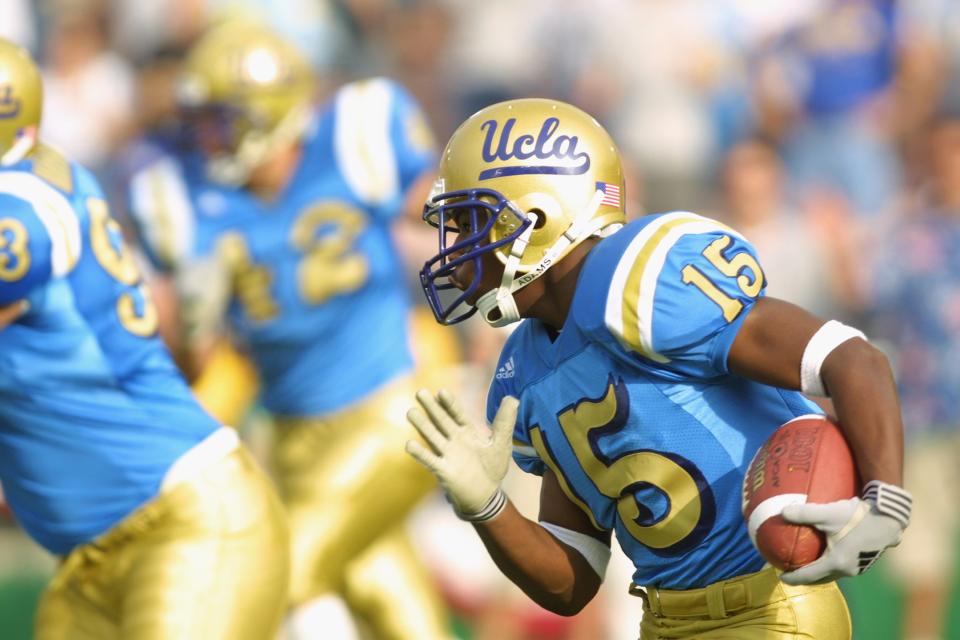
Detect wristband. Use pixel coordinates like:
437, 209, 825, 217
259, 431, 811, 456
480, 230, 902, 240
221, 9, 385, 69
456, 488, 507, 523
862, 480, 912, 528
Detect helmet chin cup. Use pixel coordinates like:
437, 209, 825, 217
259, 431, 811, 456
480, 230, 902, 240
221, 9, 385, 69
476, 281, 521, 328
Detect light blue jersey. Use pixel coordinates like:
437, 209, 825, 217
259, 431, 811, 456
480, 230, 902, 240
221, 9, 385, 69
488, 212, 821, 590
129, 78, 436, 416
0, 146, 218, 555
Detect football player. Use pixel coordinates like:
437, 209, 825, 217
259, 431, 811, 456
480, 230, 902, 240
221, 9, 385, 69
406, 99, 912, 639
126, 21, 449, 640
0, 39, 289, 639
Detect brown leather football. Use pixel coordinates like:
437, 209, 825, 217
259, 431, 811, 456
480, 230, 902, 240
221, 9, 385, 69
742, 415, 859, 570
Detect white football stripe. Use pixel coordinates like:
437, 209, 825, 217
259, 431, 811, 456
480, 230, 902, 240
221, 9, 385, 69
0, 171, 81, 277
746, 493, 808, 546
781, 414, 828, 427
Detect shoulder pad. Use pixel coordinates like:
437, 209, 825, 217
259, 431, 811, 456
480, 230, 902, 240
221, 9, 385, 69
0, 171, 81, 278
602, 212, 765, 376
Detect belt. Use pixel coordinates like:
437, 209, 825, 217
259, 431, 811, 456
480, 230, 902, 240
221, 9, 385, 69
629, 566, 782, 620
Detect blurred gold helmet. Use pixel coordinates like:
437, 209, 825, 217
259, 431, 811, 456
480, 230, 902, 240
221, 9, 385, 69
177, 21, 315, 185
0, 38, 42, 167
421, 98, 626, 326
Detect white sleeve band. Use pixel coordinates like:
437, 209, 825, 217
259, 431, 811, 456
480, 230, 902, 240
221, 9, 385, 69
800, 320, 866, 397
539, 521, 611, 579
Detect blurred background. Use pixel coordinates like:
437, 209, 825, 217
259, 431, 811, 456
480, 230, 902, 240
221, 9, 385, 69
2, 0, 960, 639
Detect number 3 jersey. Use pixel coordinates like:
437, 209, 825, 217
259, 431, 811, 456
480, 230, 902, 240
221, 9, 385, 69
0, 147, 218, 555
487, 212, 822, 590
128, 78, 436, 417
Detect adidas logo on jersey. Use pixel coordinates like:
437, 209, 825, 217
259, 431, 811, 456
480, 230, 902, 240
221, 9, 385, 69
496, 357, 516, 380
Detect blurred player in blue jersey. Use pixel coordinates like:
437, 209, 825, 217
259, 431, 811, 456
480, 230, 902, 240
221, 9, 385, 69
406, 99, 913, 639
126, 21, 448, 640
0, 38, 289, 639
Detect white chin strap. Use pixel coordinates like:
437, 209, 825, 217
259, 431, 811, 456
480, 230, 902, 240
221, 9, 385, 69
0, 130, 37, 167
476, 189, 617, 328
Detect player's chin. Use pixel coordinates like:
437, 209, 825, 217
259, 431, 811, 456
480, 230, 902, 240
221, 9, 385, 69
465, 289, 486, 306
450, 263, 474, 292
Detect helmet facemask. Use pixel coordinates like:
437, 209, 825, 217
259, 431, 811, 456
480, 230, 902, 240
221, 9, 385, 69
420, 188, 533, 325
178, 97, 313, 186
421, 184, 613, 327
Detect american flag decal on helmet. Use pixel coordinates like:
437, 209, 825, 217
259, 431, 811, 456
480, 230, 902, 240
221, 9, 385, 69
596, 181, 621, 207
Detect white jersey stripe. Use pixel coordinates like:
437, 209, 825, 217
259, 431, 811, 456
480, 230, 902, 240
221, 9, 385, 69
605, 212, 746, 362
605, 212, 705, 361
334, 78, 399, 205
513, 443, 539, 458
0, 172, 81, 277
129, 158, 195, 268
637, 220, 744, 359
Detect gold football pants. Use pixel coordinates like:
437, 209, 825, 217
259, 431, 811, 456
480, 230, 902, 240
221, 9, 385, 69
34, 447, 289, 640
635, 566, 852, 639
273, 376, 449, 639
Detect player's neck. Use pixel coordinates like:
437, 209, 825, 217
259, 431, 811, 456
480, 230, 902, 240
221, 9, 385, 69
246, 142, 304, 201
521, 238, 599, 333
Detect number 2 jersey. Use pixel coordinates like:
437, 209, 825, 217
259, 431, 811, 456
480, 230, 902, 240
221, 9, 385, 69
488, 212, 822, 590
128, 78, 436, 417
0, 147, 218, 555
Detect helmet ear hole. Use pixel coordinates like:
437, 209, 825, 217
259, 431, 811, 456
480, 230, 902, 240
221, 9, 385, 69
529, 209, 548, 229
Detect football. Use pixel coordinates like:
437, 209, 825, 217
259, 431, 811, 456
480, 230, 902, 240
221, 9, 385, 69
741, 415, 859, 570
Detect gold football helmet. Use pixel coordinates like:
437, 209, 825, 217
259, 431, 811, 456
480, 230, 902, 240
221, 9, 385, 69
0, 38, 42, 167
177, 21, 315, 185
421, 98, 625, 326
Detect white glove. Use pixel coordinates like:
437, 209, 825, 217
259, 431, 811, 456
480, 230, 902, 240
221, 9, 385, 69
406, 389, 518, 521
780, 480, 912, 585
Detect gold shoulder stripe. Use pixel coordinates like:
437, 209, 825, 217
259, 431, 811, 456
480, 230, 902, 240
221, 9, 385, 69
30, 144, 74, 195
619, 214, 703, 360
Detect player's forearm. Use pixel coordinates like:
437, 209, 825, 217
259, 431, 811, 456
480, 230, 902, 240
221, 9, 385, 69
0, 300, 28, 330
820, 339, 904, 486
473, 500, 601, 616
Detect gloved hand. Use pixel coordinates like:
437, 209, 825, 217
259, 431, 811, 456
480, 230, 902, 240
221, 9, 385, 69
406, 389, 518, 521
780, 480, 912, 585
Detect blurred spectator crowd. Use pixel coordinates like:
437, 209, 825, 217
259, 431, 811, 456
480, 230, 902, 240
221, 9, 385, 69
3, 1, 960, 639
